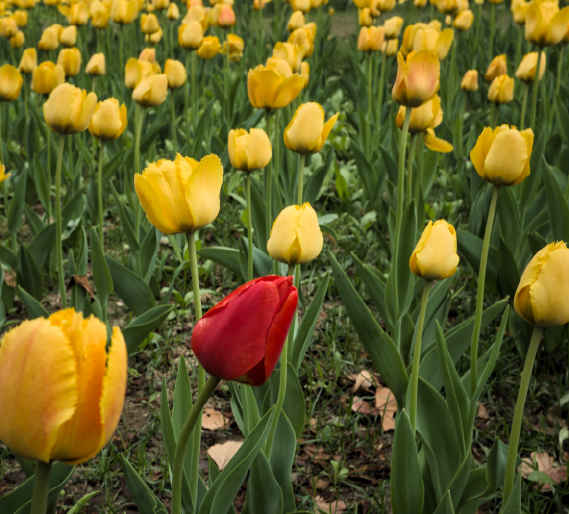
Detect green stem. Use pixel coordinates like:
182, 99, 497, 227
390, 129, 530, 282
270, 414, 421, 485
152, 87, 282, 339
192, 51, 198, 130
502, 326, 544, 506
171, 375, 221, 514
458, 94, 466, 166
556, 46, 565, 97
30, 460, 52, 514
97, 141, 105, 251
377, 47, 387, 125
265, 109, 273, 241
488, 3, 496, 60
119, 24, 124, 100
46, 125, 51, 223
171, 89, 177, 157
185, 52, 191, 148
0, 104, 6, 220
55, 134, 67, 309
367, 52, 373, 122
489, 103, 496, 129
298, 154, 305, 205
414, 137, 423, 204
520, 83, 529, 130
23, 75, 28, 120
92, 77, 96, 94
406, 134, 416, 207
530, 47, 543, 130
470, 185, 499, 396
246, 172, 253, 281
134, 106, 145, 240
410, 281, 432, 433
223, 31, 229, 121
170, 22, 174, 59
274, 109, 280, 201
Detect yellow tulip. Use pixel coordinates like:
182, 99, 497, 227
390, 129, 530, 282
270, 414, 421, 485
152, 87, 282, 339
31, 62, 65, 95
1, 17, 19, 38
487, 74, 514, 104
18, 48, 36, 74
248, 63, 304, 109
217, 3, 235, 27
0, 309, 127, 465
89, 98, 127, 141
0, 64, 22, 102
292, 0, 311, 12
416, 0, 428, 6
413, 27, 454, 60
178, 21, 204, 49
167, 1, 179, 19
57, 48, 81, 77
44, 83, 97, 134
59, 25, 77, 47
267, 203, 323, 266
183, 4, 206, 24
288, 23, 316, 58
266, 56, 293, 76
38, 26, 60, 51
454, 9, 474, 30
111, 0, 139, 24
86, 53, 106, 76
223, 33, 244, 62
514, 241, 569, 327
358, 26, 386, 52
90, 1, 110, 29
61, 2, 89, 25
384, 16, 403, 38
359, 7, 372, 26
515, 51, 546, 82
512, 0, 528, 24
385, 37, 399, 55
525, 0, 569, 47
135, 154, 223, 234
13, 10, 27, 26
10, 31, 24, 49
153, 0, 170, 10
125, 58, 160, 89
284, 102, 338, 155
273, 42, 303, 72
139, 47, 156, 62
409, 220, 459, 280
141, 13, 160, 33
300, 61, 310, 87
0, 163, 10, 184
228, 128, 272, 172
133, 73, 168, 106
197, 35, 221, 59
436, 0, 458, 13
392, 50, 440, 107
287, 10, 305, 31
461, 69, 478, 91
470, 124, 534, 186
329, 7, 335, 14
485, 54, 507, 82
489, 0, 503, 3
164, 58, 186, 88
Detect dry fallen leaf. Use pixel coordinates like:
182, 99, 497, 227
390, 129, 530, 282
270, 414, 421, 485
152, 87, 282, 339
520, 451, 567, 491
207, 440, 242, 471
315, 478, 331, 491
477, 403, 489, 419
314, 496, 347, 514
67, 274, 95, 299
201, 408, 230, 431
352, 396, 373, 415
4, 270, 16, 288
352, 370, 374, 393
375, 387, 396, 412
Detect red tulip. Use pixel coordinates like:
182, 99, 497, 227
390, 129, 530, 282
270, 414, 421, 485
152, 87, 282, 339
191, 276, 298, 386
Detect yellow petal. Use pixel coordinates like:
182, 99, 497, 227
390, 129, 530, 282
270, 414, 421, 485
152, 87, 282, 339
422, 128, 454, 152
469, 127, 495, 180
267, 204, 302, 264
483, 127, 528, 185
546, 6, 569, 46
410, 220, 433, 277
296, 203, 323, 264
284, 102, 325, 154
414, 219, 459, 280
246, 128, 272, 171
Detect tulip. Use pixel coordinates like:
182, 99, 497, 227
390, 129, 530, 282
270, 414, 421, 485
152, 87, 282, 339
273, 42, 303, 72
300, 61, 310, 87
266, 56, 293, 76
288, 10, 305, 31
44, 83, 97, 135
63, 2, 89, 25
436, 0, 458, 13
10, 31, 24, 49
111, 0, 139, 24
392, 50, 440, 107
223, 33, 244, 62
228, 128, 272, 172
164, 59, 186, 89
525, 0, 569, 47
384, 16, 403, 38
38, 26, 60, 50
288, 23, 316, 58
18, 48, 36, 74
353, 0, 368, 8
0, 64, 22, 102
470, 125, 534, 186
59, 25, 77, 47
248, 63, 304, 109
167, 2, 179, 18
31, 62, 65, 95
413, 27, 454, 60
485, 54, 507, 81
13, 10, 27, 26
461, 69, 478, 91
133, 73, 168, 106
454, 9, 474, 30
516, 51, 546, 82
293, 0, 311, 12
358, 26, 385, 52
512, 0, 527, 24
0, 163, 10, 184
1, 17, 18, 38
89, 99, 127, 141
90, 1, 110, 28
139, 47, 156, 62
284, 102, 338, 155
359, 8, 372, 26
184, 4, 206, 24
329, 7, 335, 14
217, 3, 235, 27
385, 37, 399, 55
487, 74, 514, 104
141, 13, 159, 34
415, 0, 428, 6
135, 154, 223, 234
196, 35, 221, 59
179, 21, 204, 49
86, 53, 106, 76
125, 58, 160, 89
57, 48, 81, 77
154, 0, 170, 9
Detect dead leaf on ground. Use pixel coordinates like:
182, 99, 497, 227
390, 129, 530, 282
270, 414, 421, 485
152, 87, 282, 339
304, 445, 331, 463
375, 387, 396, 412
314, 496, 347, 514
207, 440, 242, 471
201, 408, 231, 430
351, 370, 374, 393
352, 396, 373, 415
316, 478, 331, 490
4, 270, 16, 288
520, 451, 567, 491
477, 403, 489, 419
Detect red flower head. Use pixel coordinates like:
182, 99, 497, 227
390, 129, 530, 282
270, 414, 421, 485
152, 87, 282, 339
191, 276, 298, 386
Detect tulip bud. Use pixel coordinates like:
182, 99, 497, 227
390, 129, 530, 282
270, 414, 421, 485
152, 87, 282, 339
89, 98, 127, 141
57, 48, 82, 77
248, 63, 304, 109
436, 0, 458, 13
38, 26, 60, 51
223, 33, 244, 62
0, 65, 23, 102
384, 16, 404, 37
288, 24, 316, 58
167, 2, 179, 19
66, 2, 89, 25
514, 242, 569, 327
409, 220, 459, 280
353, 0, 368, 8
470, 125, 534, 186
125, 58, 161, 89
392, 50, 440, 107
485, 54, 507, 82
139, 47, 156, 62
487, 74, 514, 104
133, 74, 168, 106
287, 10, 305, 31
454, 9, 474, 30
44, 83, 97, 134
253, 0, 266, 10
153, 0, 170, 10
358, 26, 386, 52
525, 0, 569, 47
86, 53, 106, 76
10, 31, 24, 49
111, 0, 139, 24
134, 154, 223, 234
59, 25, 77, 47
191, 276, 298, 386
18, 48, 37, 74
293, 0, 311, 12
515, 51, 546, 83
14, 10, 27, 27
300, 61, 310, 87
414, 27, 454, 60
178, 21, 204, 49
1, 17, 18, 38
284, 102, 339, 155
385, 38, 399, 55
359, 8, 372, 26
31, 62, 65, 95
197, 35, 222, 59
512, 0, 527, 24
141, 13, 160, 33
273, 42, 303, 72
461, 69, 478, 91
164, 59, 186, 88
0, 309, 127, 464
415, 0, 428, 7
268, 203, 324, 266
228, 128, 272, 172
91, 1, 110, 29
396, 94, 442, 133
329, 7, 335, 14
146, 28, 163, 45
217, 3, 235, 27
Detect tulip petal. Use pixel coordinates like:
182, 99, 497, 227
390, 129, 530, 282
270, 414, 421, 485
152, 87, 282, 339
513, 128, 535, 185
296, 203, 324, 264
547, 6, 569, 46
317, 113, 339, 152
484, 128, 528, 185
285, 103, 324, 154
185, 154, 223, 231
415, 220, 459, 280
267, 204, 301, 264
470, 127, 495, 180
246, 128, 272, 171
422, 128, 453, 153
251, 67, 283, 108
410, 220, 432, 277
272, 74, 304, 109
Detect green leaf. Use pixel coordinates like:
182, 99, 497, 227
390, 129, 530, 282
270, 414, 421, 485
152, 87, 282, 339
140, 227, 159, 282
110, 181, 141, 252
391, 410, 424, 514
520, 128, 546, 207
67, 492, 99, 514
7, 171, 27, 237
456, 229, 498, 289
90, 228, 113, 310
283, 362, 305, 438
17, 245, 42, 301
17, 286, 48, 319
239, 237, 272, 279
198, 246, 241, 275
121, 457, 168, 514
502, 474, 522, 514
106, 256, 155, 316
460, 467, 488, 504
543, 159, 569, 242
24, 203, 45, 236
447, 454, 472, 509
246, 451, 284, 514
28, 224, 56, 270
61, 187, 86, 228
268, 413, 297, 514
432, 491, 455, 514
123, 305, 173, 355
497, 238, 520, 300
0, 242, 17, 270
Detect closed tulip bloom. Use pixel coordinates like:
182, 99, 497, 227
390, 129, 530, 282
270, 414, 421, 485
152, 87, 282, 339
485, 54, 507, 81
228, 128, 272, 172
44, 84, 97, 134
512, 0, 527, 23
111, 0, 139, 24
401, 23, 422, 54
0, 309, 127, 465
18, 48, 36, 74
288, 24, 316, 58
178, 21, 203, 49
415, 0, 428, 6
392, 50, 440, 107
10, 31, 24, 49
164, 59, 186, 88
70, 2, 90, 24
57, 48, 81, 77
525, 0, 569, 47
89, 98, 127, 141
385, 37, 399, 55
217, 4, 235, 27
329, 7, 335, 13
86, 53, 106, 75
470, 125, 534, 186
192, 276, 298, 386
14, 10, 27, 26
487, 74, 514, 104
436, 0, 458, 13
133, 73, 168, 106
248, 63, 304, 109
134, 154, 223, 234
293, 0, 311, 12
268, 203, 323, 265
359, 8, 372, 26
38, 26, 60, 50
300, 61, 310, 87
31, 62, 65, 95
167, 1, 179, 18
516, 51, 546, 82
0, 163, 10, 184
273, 42, 303, 72
60, 25, 77, 47
223, 33, 244, 61
454, 9, 473, 30
153, 0, 170, 10
125, 58, 160, 89
139, 47, 156, 62
288, 10, 305, 31
1, 17, 18, 37
141, 13, 159, 33
197, 35, 221, 59
0, 65, 22, 102
410, 220, 459, 280
253, 0, 267, 10
414, 27, 454, 60
461, 69, 478, 91
90, 1, 110, 28
358, 26, 386, 51
514, 242, 569, 327
266, 56, 293, 76
284, 102, 339, 154
148, 26, 164, 43
384, 16, 403, 37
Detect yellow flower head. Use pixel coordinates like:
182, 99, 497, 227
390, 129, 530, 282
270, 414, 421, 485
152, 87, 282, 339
43, 83, 97, 134
284, 102, 338, 155
228, 128, 272, 172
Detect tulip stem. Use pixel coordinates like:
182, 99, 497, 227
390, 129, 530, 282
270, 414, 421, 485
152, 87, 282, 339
97, 141, 105, 251
470, 185, 499, 397
410, 280, 432, 433
171, 89, 177, 157
134, 106, 145, 241
46, 127, 51, 224
414, 138, 423, 205
377, 46, 387, 127
223, 31, 230, 122
530, 48, 543, 130
23, 75, 28, 121
246, 172, 253, 281
30, 460, 52, 514
406, 134, 416, 208
171, 375, 221, 514
503, 325, 544, 506
367, 52, 373, 123
185, 52, 191, 147
298, 154, 305, 205
489, 103, 496, 129
0, 103, 6, 220
515, 25, 522, 69
192, 52, 198, 130
556, 46, 565, 98
488, 3, 496, 60
119, 25, 124, 100
265, 109, 273, 242
520, 83, 529, 130
55, 134, 67, 309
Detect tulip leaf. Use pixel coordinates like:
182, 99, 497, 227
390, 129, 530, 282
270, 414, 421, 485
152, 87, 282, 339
556, 95, 569, 145
497, 238, 520, 300
17, 285, 48, 319
246, 451, 284, 514
24, 203, 45, 236
61, 187, 86, 228
283, 362, 305, 438
121, 457, 169, 514
543, 159, 569, 243
16, 245, 42, 301
140, 227, 159, 283
432, 492, 455, 514
90, 228, 113, 312
0, 241, 17, 270
329, 251, 409, 409
66, 491, 100, 514
305, 147, 334, 206
352, 144, 379, 204
242, 383, 262, 437
520, 127, 546, 208
268, 412, 297, 514
391, 409, 424, 514
496, 186, 520, 252
447, 454, 473, 510
239, 237, 272, 280
502, 474, 522, 514
109, 180, 141, 253
460, 467, 488, 504
7, 170, 27, 237
456, 229, 498, 289
28, 223, 56, 271
198, 246, 242, 275
249, 177, 268, 254
123, 305, 173, 355
192, 100, 215, 157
